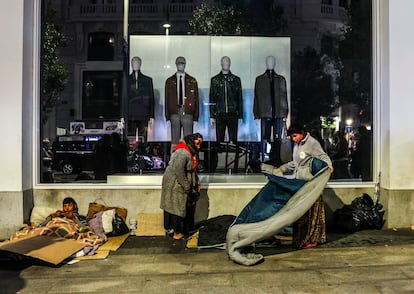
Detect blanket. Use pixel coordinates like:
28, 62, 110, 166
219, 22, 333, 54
226, 158, 330, 266
11, 217, 104, 249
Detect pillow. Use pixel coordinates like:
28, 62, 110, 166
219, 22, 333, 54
30, 206, 57, 226
102, 209, 115, 234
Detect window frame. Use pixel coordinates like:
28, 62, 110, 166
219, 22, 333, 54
34, 0, 380, 188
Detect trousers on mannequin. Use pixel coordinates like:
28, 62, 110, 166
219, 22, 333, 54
214, 112, 239, 173
260, 117, 284, 164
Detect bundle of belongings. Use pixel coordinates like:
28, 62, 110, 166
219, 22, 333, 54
226, 158, 330, 266
333, 193, 385, 232
0, 200, 128, 266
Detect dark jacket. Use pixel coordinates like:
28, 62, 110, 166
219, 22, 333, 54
127, 71, 154, 120
209, 71, 243, 119
165, 73, 199, 121
254, 71, 288, 119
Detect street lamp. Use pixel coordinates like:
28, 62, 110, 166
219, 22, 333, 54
163, 22, 171, 36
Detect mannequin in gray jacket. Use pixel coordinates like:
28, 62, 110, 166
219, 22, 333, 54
254, 56, 289, 164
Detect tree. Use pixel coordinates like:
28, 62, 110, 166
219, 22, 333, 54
189, 3, 243, 35
242, 0, 287, 36
41, 2, 68, 125
189, 1, 286, 36
338, 1, 372, 122
291, 47, 334, 126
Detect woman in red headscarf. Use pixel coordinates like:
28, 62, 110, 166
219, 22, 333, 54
160, 133, 203, 240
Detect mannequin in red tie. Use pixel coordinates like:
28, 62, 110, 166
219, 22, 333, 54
165, 56, 199, 151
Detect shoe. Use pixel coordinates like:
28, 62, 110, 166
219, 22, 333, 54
302, 242, 318, 249
173, 232, 185, 240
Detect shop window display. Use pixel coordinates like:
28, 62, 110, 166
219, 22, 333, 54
40, 0, 372, 183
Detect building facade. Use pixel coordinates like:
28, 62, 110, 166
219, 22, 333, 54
1, 0, 414, 239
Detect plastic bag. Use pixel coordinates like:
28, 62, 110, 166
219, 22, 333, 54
109, 214, 129, 236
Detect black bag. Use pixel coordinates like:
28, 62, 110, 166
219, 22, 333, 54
187, 186, 200, 205
333, 193, 385, 232
110, 214, 129, 236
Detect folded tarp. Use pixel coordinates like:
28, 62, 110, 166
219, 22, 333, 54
226, 158, 330, 266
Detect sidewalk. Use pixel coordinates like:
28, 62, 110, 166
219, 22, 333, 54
1, 229, 414, 293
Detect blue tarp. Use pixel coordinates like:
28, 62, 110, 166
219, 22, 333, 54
226, 158, 330, 266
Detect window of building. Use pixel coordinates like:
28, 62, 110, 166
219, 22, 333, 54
339, 0, 349, 9
322, 0, 333, 5
40, 0, 373, 184
82, 71, 122, 120
87, 32, 115, 61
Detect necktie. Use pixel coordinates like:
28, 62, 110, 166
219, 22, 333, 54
179, 75, 183, 106
270, 70, 275, 118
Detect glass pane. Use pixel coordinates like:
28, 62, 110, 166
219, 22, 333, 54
82, 71, 122, 119
40, 0, 372, 183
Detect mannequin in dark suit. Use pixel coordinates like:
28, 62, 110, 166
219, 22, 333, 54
254, 56, 289, 164
210, 56, 243, 143
165, 56, 199, 149
209, 56, 243, 172
127, 56, 154, 142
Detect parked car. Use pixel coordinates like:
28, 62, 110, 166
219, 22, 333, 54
127, 150, 165, 173
51, 135, 100, 175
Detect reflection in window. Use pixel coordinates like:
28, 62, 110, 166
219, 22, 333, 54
82, 71, 122, 119
322, 0, 333, 5
40, 0, 373, 183
87, 32, 115, 61
339, 0, 349, 9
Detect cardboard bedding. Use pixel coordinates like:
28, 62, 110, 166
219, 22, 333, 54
0, 205, 128, 266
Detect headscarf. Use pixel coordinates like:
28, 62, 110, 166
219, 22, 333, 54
174, 133, 203, 170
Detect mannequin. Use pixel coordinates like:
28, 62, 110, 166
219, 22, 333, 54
127, 56, 154, 143
209, 56, 243, 172
253, 55, 289, 165
165, 56, 199, 150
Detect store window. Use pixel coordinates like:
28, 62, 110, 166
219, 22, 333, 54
40, 0, 372, 184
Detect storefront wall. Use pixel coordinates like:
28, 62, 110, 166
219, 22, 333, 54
1, 0, 414, 239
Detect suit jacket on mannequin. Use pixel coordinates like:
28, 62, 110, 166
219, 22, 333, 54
254, 71, 288, 119
209, 71, 243, 119
127, 71, 154, 120
165, 73, 199, 121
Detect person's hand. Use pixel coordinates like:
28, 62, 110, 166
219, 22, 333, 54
210, 118, 215, 126
51, 210, 64, 218
328, 167, 333, 173
63, 211, 75, 219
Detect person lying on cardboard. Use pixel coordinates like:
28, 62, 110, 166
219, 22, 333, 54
10, 197, 104, 255
39, 197, 88, 228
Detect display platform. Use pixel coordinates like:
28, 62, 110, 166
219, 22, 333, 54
106, 173, 268, 187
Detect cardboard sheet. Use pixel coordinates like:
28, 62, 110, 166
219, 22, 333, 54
136, 213, 165, 236
0, 235, 84, 266
75, 233, 129, 260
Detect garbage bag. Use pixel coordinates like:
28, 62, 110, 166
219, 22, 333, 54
333, 193, 385, 232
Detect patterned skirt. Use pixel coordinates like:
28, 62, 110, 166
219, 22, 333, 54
292, 196, 326, 249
